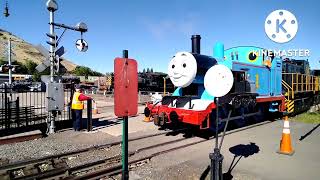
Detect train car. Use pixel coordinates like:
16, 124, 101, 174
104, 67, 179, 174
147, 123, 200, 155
311, 69, 320, 76
282, 58, 310, 74
144, 35, 286, 131
138, 72, 174, 92
282, 60, 320, 114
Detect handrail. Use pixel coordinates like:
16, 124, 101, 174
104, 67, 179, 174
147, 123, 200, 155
281, 80, 293, 100
282, 80, 291, 90
282, 73, 320, 94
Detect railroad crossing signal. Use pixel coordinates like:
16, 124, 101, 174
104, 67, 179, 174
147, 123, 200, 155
44, 0, 88, 134
35, 46, 65, 73
0, 64, 18, 72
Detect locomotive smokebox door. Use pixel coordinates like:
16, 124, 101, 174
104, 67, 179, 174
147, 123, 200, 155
114, 58, 138, 117
46, 82, 64, 111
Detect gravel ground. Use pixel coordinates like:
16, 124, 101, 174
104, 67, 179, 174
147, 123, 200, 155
0, 130, 114, 164
64, 146, 121, 168
130, 160, 261, 180
0, 123, 178, 168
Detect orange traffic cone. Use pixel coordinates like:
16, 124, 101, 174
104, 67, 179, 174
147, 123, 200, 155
277, 116, 294, 155
93, 102, 99, 114
144, 115, 152, 122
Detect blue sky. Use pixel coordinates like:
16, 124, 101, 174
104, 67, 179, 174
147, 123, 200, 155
0, 0, 319, 73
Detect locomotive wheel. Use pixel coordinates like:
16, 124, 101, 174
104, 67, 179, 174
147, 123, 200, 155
159, 112, 166, 127
153, 115, 160, 126
232, 96, 241, 109
169, 111, 179, 129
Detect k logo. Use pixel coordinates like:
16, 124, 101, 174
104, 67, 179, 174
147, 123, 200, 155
265, 10, 298, 43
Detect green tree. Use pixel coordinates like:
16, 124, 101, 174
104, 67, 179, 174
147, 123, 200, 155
72, 65, 103, 76
0, 58, 5, 65
25, 59, 38, 74
72, 66, 91, 76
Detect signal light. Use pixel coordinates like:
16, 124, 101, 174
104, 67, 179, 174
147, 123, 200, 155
4, 6, 9, 17
46, 33, 58, 40
46, 41, 57, 47
3, 1, 9, 17
0, 65, 9, 72
54, 55, 60, 73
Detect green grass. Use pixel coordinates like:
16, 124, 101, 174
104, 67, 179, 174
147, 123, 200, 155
291, 112, 320, 124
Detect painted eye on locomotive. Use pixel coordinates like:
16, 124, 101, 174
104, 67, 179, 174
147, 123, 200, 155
248, 51, 258, 62
168, 52, 198, 88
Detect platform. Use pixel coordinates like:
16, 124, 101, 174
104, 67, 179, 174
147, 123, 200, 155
90, 105, 157, 136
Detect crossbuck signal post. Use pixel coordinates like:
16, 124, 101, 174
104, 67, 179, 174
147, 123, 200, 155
42, 0, 88, 134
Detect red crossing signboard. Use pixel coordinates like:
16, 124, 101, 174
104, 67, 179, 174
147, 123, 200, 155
114, 57, 138, 117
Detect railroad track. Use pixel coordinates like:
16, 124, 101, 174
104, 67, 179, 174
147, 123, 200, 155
0, 120, 273, 180
0, 128, 188, 180
12, 136, 193, 180
74, 120, 274, 180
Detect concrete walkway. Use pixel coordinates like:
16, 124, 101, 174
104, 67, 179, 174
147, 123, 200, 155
131, 120, 320, 180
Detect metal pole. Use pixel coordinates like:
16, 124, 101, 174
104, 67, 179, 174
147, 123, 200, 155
122, 50, 129, 180
87, 99, 92, 131
8, 39, 12, 85
48, 8, 56, 134
49, 10, 55, 83
163, 77, 166, 95
215, 98, 220, 180
210, 97, 223, 180
215, 98, 219, 149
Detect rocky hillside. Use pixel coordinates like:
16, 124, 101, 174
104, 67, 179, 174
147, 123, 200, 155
0, 29, 77, 73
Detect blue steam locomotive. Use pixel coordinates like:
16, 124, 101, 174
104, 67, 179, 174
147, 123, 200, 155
145, 35, 320, 130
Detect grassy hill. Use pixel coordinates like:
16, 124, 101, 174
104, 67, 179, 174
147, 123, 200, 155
0, 29, 77, 73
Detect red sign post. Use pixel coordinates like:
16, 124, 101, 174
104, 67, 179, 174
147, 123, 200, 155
114, 50, 138, 180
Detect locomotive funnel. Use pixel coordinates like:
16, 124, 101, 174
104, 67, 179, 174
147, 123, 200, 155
191, 35, 201, 54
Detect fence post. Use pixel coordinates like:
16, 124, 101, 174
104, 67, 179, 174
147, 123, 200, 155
69, 83, 75, 121
6, 97, 11, 129
16, 97, 20, 127
4, 84, 8, 129
25, 107, 29, 126
87, 99, 92, 131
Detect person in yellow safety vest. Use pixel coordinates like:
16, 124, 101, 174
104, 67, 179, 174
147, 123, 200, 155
71, 84, 92, 131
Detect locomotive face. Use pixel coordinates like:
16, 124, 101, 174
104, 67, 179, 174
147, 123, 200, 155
168, 52, 197, 88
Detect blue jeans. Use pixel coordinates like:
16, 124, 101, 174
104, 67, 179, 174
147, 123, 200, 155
73, 110, 83, 131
